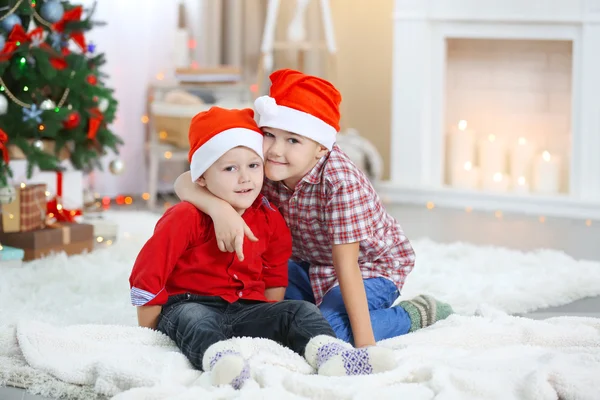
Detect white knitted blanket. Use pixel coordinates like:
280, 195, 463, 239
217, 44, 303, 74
13, 306, 600, 400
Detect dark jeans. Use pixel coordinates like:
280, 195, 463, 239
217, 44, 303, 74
157, 293, 335, 370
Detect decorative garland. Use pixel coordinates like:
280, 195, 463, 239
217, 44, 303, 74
0, 0, 87, 109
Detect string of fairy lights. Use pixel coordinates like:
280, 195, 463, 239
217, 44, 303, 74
420, 200, 593, 226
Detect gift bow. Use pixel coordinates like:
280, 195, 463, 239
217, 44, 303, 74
46, 171, 82, 223
0, 129, 9, 164
53, 6, 86, 52
1, 25, 67, 69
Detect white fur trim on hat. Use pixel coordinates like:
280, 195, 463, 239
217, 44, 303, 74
254, 96, 337, 150
190, 128, 264, 182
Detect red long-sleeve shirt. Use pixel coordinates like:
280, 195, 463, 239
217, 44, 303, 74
129, 195, 292, 306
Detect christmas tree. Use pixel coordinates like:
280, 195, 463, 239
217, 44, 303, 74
0, 0, 122, 186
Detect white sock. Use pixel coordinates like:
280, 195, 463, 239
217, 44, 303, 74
203, 341, 251, 390
304, 335, 397, 376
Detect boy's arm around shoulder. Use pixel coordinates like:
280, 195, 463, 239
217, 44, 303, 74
174, 171, 258, 261
129, 203, 203, 329
261, 200, 292, 301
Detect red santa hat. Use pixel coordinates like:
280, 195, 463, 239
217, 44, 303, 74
188, 107, 263, 182
253, 69, 341, 150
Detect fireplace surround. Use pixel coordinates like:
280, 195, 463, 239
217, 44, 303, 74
381, 0, 600, 219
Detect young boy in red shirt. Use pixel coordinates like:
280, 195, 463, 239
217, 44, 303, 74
173, 70, 453, 349
130, 107, 397, 390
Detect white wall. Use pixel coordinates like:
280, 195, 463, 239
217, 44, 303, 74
81, 0, 204, 197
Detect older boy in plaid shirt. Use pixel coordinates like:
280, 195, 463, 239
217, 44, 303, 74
174, 69, 453, 348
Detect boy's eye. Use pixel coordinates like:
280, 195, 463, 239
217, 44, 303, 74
288, 138, 299, 144
249, 163, 260, 169
264, 132, 274, 138
224, 166, 236, 172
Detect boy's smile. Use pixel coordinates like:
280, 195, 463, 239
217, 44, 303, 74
262, 127, 328, 189
198, 146, 264, 214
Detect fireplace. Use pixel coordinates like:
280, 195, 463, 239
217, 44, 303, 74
445, 38, 572, 195
382, 0, 600, 219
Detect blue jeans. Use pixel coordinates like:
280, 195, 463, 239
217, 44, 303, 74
157, 293, 335, 370
284, 261, 412, 344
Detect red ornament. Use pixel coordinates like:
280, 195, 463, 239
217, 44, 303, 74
86, 75, 97, 85
63, 111, 81, 129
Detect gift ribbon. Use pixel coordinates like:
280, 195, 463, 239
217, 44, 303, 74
0, 129, 9, 164
87, 108, 103, 140
46, 171, 83, 223
1, 25, 66, 69
53, 6, 86, 52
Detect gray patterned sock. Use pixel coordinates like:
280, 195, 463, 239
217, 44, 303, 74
398, 294, 454, 332
304, 335, 397, 376
207, 349, 251, 390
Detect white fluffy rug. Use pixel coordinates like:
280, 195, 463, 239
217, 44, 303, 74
0, 210, 599, 400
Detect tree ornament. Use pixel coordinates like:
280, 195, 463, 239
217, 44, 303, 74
109, 159, 125, 175
0, 185, 16, 204
40, 0, 65, 24
87, 42, 96, 53
0, 94, 7, 115
33, 139, 44, 150
86, 75, 97, 85
63, 111, 81, 129
1, 14, 21, 33
0, 34, 5, 51
22, 104, 43, 123
98, 98, 109, 113
40, 99, 56, 110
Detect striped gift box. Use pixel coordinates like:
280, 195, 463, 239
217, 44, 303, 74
19, 184, 47, 232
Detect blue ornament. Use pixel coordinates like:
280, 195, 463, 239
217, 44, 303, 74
50, 32, 63, 50
87, 42, 96, 53
40, 0, 64, 24
0, 35, 5, 51
23, 104, 43, 124
1, 14, 21, 33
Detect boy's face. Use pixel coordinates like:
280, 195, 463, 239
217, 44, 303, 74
262, 127, 328, 188
197, 146, 264, 213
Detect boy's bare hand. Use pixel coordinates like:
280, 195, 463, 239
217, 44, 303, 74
215, 206, 258, 261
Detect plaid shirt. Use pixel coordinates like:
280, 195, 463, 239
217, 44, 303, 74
262, 145, 416, 305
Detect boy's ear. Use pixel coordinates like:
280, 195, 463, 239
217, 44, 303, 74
196, 176, 207, 187
315, 145, 329, 159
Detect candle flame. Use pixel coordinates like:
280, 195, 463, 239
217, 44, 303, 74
518, 137, 527, 145
493, 172, 503, 182
463, 161, 472, 171
488, 134, 496, 142
542, 151, 551, 162
458, 120, 468, 131
517, 176, 526, 186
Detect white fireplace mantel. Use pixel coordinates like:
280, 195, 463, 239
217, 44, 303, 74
382, 0, 600, 219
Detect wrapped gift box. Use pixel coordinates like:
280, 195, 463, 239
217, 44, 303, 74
0, 184, 47, 233
33, 170, 83, 212
82, 213, 118, 242
8, 160, 84, 212
0, 223, 94, 261
0, 245, 25, 268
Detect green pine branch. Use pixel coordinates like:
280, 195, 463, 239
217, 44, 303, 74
0, 0, 123, 186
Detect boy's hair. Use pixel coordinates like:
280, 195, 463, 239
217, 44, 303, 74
253, 69, 341, 150
188, 107, 264, 182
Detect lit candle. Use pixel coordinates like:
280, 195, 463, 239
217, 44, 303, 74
513, 175, 530, 194
479, 133, 507, 178
509, 137, 535, 181
451, 161, 481, 189
448, 120, 476, 177
482, 172, 510, 192
532, 151, 561, 195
